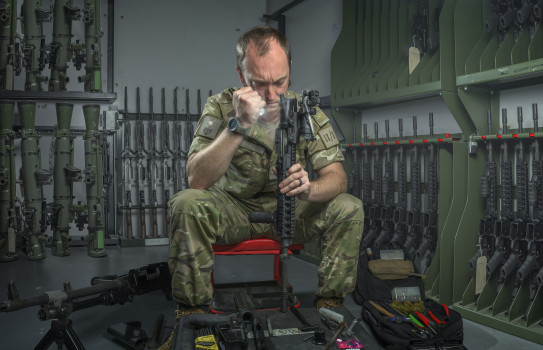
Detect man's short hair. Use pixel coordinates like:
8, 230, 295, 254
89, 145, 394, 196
236, 26, 291, 69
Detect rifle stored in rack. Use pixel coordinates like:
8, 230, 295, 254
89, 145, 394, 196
404, 117, 422, 259
360, 123, 383, 250
502, 107, 529, 296
392, 119, 408, 245
361, 124, 371, 235
373, 120, 395, 250
348, 126, 361, 200
470, 111, 498, 274
416, 113, 439, 272
486, 109, 514, 280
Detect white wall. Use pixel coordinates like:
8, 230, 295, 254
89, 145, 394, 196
113, 0, 267, 113
267, 0, 343, 97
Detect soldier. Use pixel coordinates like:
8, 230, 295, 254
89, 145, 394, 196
160, 26, 363, 349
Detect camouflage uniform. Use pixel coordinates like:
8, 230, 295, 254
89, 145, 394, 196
168, 88, 364, 306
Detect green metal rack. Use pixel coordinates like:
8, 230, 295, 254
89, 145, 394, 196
332, 0, 543, 344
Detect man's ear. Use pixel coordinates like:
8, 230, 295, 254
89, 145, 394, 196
236, 66, 246, 86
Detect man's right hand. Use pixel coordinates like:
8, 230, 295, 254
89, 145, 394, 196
233, 87, 266, 128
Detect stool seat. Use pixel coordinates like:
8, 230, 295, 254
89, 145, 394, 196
212, 238, 304, 255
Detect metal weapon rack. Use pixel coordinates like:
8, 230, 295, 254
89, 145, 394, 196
333, 0, 543, 343
116, 86, 208, 247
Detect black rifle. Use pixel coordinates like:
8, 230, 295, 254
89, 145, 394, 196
470, 111, 498, 272
391, 119, 408, 245
404, 117, 422, 258
348, 126, 361, 199
521, 104, 543, 318
135, 87, 148, 238
373, 120, 395, 251
516, 0, 535, 26
249, 90, 318, 313
148, 88, 159, 238
412, 0, 429, 55
360, 123, 383, 250
172, 88, 185, 193
121, 90, 136, 240
361, 124, 371, 235
160, 88, 171, 236
0, 262, 172, 349
416, 113, 439, 272
183, 89, 193, 190
485, 0, 517, 43
498, 107, 529, 293
486, 108, 514, 279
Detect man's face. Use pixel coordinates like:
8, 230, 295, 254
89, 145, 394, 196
237, 39, 290, 121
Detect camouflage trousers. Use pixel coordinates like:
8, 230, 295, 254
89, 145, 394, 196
167, 187, 364, 306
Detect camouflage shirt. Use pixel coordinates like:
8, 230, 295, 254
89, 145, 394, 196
189, 88, 344, 211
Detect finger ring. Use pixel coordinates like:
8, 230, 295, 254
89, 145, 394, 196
298, 178, 303, 186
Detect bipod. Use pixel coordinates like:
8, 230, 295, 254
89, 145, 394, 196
35, 318, 85, 350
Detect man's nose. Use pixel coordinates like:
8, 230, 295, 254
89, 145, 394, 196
265, 84, 276, 101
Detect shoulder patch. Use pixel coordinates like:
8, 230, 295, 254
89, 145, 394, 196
195, 116, 222, 139
318, 125, 339, 149
312, 109, 329, 127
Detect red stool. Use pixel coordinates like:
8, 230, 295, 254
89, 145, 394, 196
210, 238, 304, 313
212, 238, 304, 282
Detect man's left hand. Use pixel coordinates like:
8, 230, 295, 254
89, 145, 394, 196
277, 163, 311, 200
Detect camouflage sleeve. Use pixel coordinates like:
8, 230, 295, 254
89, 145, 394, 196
187, 90, 231, 157
307, 108, 345, 171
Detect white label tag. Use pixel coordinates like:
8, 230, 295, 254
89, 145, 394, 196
409, 47, 421, 74
475, 255, 487, 295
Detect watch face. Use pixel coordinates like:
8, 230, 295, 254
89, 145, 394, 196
228, 117, 238, 132
228, 117, 249, 135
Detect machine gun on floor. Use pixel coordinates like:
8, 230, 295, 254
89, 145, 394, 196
0, 262, 172, 349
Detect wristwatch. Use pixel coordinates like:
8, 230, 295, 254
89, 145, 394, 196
227, 117, 250, 136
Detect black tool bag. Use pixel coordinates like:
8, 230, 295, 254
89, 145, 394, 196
354, 244, 467, 350
362, 299, 466, 350
353, 243, 425, 305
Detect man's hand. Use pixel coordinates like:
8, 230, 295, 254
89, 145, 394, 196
233, 87, 266, 127
277, 163, 311, 200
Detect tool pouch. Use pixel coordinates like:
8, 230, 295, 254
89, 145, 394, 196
354, 243, 425, 305
368, 259, 418, 280
362, 299, 466, 350
354, 243, 466, 349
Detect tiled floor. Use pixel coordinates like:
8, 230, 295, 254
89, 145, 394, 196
0, 245, 541, 349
